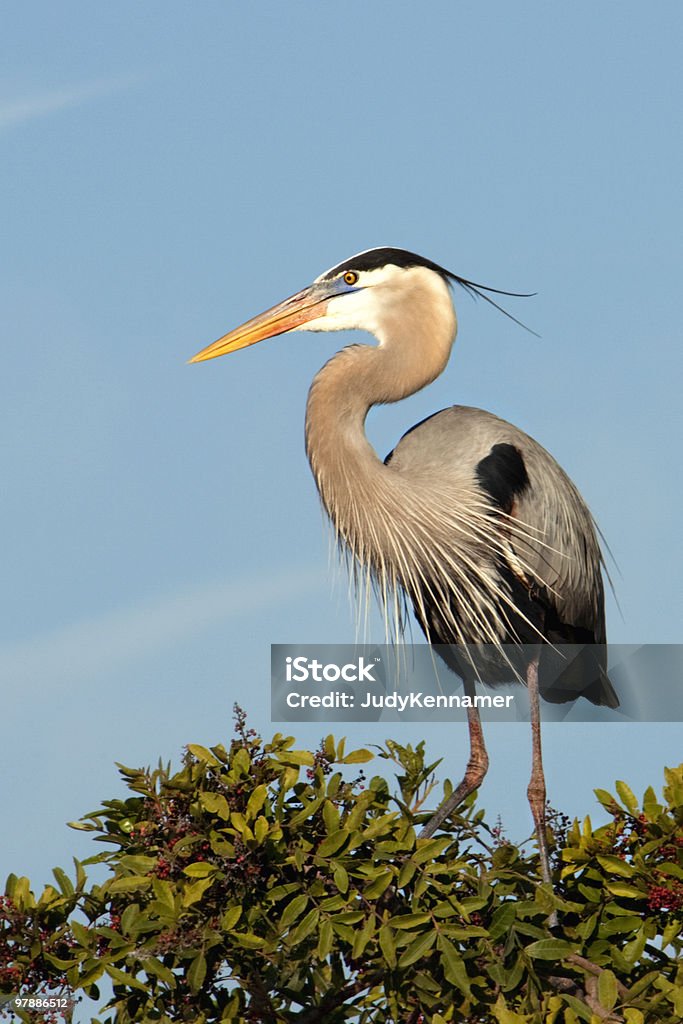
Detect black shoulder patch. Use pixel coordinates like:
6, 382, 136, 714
322, 247, 452, 281
476, 443, 530, 513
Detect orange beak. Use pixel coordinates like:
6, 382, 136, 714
189, 284, 332, 363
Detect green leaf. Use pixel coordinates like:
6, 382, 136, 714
333, 865, 349, 894
73, 858, 87, 890
323, 799, 340, 833
397, 860, 417, 887
412, 837, 450, 865
289, 796, 324, 827
352, 917, 375, 958
533, 884, 556, 914
440, 925, 488, 940
594, 788, 619, 810
182, 876, 215, 907
596, 854, 636, 877
280, 894, 309, 930
525, 939, 574, 960
278, 749, 314, 766
70, 921, 93, 948
488, 903, 517, 941
398, 929, 436, 967
364, 869, 393, 899
144, 957, 176, 986
289, 909, 319, 945
199, 791, 230, 819
119, 854, 157, 874
187, 953, 207, 993
622, 927, 647, 963
106, 965, 148, 992
501, 955, 524, 993
616, 780, 639, 814
245, 784, 268, 819
233, 746, 251, 774
317, 829, 350, 858
391, 912, 431, 929
254, 815, 269, 844
281, 766, 300, 790
340, 748, 373, 764
108, 875, 151, 894
233, 932, 266, 948
600, 914, 643, 936
37, 885, 62, 908
432, 901, 458, 919
45, 952, 80, 970
673, 985, 683, 1018
52, 867, 74, 896
597, 969, 618, 1011
642, 786, 662, 820
379, 925, 396, 968
333, 911, 365, 925
561, 994, 594, 1022
187, 743, 221, 766
230, 811, 247, 833
148, 899, 176, 922
658, 860, 683, 879
438, 934, 471, 995
626, 969, 661, 999
222, 906, 242, 931
344, 792, 374, 831
604, 881, 646, 899
317, 918, 333, 959
493, 995, 528, 1023
183, 862, 218, 877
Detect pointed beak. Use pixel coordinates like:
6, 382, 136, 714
189, 283, 331, 364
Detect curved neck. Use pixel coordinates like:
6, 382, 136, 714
305, 294, 456, 532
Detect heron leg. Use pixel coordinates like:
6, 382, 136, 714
419, 680, 489, 839
526, 654, 558, 925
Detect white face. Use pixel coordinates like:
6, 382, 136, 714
296, 261, 456, 344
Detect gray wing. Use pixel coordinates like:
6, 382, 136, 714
386, 405, 617, 706
386, 404, 604, 631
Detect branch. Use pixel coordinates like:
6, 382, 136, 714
297, 977, 370, 1023
547, 953, 630, 1023
566, 954, 629, 998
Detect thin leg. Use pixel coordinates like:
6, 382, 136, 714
526, 655, 558, 925
420, 680, 489, 839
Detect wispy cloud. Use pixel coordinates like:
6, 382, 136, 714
0, 567, 324, 690
0, 74, 140, 131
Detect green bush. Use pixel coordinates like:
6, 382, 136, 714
1, 708, 681, 1023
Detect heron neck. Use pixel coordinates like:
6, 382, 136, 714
305, 310, 455, 523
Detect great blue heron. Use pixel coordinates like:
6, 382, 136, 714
190, 247, 617, 889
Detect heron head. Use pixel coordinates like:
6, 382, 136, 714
189, 247, 534, 364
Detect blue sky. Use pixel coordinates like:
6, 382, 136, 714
2, 0, 681, 969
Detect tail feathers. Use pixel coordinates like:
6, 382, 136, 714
539, 644, 620, 709
582, 666, 620, 709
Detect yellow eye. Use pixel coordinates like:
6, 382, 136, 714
343, 271, 358, 286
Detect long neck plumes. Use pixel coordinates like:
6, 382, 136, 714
304, 275, 459, 634
305, 274, 456, 544
304, 273, 544, 648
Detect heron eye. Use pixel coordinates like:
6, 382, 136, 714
343, 271, 358, 286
